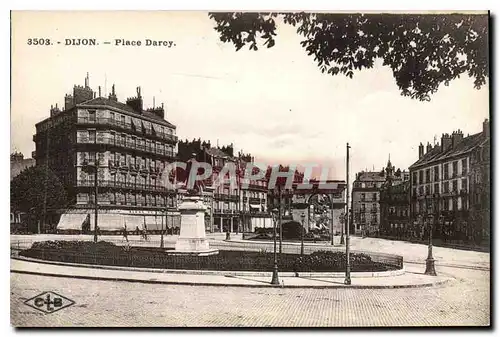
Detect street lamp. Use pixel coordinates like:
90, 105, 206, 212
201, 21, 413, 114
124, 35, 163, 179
345, 143, 351, 285
425, 195, 438, 276
300, 212, 306, 256
160, 210, 165, 249
83, 157, 99, 243
271, 207, 280, 285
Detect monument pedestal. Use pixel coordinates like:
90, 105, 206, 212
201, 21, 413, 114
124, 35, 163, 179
172, 196, 219, 256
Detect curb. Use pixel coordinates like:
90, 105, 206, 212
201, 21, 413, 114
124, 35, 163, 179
11, 256, 405, 278
10, 269, 452, 289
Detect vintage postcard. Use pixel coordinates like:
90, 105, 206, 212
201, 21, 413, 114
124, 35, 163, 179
10, 10, 490, 327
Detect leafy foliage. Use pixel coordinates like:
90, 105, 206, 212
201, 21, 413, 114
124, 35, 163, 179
10, 165, 68, 221
21, 241, 394, 272
209, 12, 488, 101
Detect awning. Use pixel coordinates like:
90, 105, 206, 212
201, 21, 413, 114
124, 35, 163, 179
142, 120, 151, 131
249, 204, 261, 209
132, 118, 142, 129
151, 123, 161, 134
89, 214, 124, 231
57, 213, 89, 230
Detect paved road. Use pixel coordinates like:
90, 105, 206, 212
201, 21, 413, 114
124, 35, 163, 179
10, 264, 489, 327
10, 235, 490, 327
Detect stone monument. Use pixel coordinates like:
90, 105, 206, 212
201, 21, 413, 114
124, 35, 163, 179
173, 195, 219, 256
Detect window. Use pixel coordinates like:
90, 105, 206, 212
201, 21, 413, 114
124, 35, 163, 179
452, 161, 458, 177
361, 193, 365, 201
419, 170, 424, 184
361, 203, 366, 212
425, 185, 430, 195
425, 169, 431, 183
110, 112, 115, 120
444, 181, 449, 193
461, 178, 467, 192
444, 163, 449, 180
88, 110, 96, 122
434, 183, 439, 194
462, 158, 467, 175
89, 130, 96, 143
372, 193, 377, 201
412, 172, 418, 185
434, 166, 439, 181
452, 180, 458, 192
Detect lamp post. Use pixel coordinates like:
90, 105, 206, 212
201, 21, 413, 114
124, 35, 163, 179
330, 197, 335, 245
83, 157, 99, 243
425, 195, 438, 276
160, 210, 165, 249
300, 213, 305, 256
278, 185, 283, 255
271, 208, 280, 285
345, 142, 351, 285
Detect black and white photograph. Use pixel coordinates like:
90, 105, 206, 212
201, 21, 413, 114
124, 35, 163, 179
9, 10, 490, 327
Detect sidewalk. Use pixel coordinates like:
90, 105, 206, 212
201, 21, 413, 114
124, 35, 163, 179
11, 257, 451, 289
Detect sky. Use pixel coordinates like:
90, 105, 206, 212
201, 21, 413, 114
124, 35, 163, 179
11, 11, 489, 184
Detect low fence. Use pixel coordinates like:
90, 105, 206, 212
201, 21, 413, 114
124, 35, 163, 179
11, 238, 403, 271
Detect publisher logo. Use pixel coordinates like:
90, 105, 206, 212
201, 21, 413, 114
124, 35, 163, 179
24, 291, 75, 314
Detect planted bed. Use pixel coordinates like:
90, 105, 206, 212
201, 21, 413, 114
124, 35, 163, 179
19, 240, 398, 272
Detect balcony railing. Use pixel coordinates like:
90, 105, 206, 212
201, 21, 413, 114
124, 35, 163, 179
214, 193, 239, 202
76, 137, 176, 159
76, 117, 178, 143
76, 179, 175, 193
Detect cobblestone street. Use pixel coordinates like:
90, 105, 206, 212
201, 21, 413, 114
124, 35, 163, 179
11, 264, 489, 327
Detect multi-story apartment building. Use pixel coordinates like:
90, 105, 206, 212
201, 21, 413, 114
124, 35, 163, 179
177, 139, 272, 233
352, 158, 409, 236
379, 158, 411, 238
379, 180, 411, 238
408, 119, 490, 244
351, 171, 385, 236
33, 75, 179, 233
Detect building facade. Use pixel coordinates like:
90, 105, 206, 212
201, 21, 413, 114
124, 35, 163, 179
351, 171, 385, 236
408, 119, 490, 244
33, 75, 180, 233
352, 159, 409, 236
177, 139, 272, 233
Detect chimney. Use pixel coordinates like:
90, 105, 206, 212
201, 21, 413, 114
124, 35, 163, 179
441, 133, 452, 152
483, 119, 490, 138
418, 143, 424, 159
126, 86, 143, 113
108, 84, 117, 101
65, 94, 74, 110
426, 142, 432, 153
451, 130, 464, 148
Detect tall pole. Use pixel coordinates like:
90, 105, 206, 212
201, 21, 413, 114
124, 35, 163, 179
425, 195, 437, 275
161, 210, 165, 248
300, 215, 305, 256
42, 122, 50, 234
93, 161, 98, 243
331, 196, 334, 245
271, 211, 280, 285
278, 185, 283, 255
345, 143, 351, 285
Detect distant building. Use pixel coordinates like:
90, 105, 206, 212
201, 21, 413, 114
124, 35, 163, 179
177, 139, 272, 233
10, 152, 36, 231
10, 152, 35, 180
352, 158, 409, 236
32, 75, 179, 233
379, 179, 411, 238
408, 119, 490, 244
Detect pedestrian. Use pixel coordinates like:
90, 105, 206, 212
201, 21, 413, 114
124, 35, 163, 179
135, 226, 140, 236
123, 223, 129, 242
